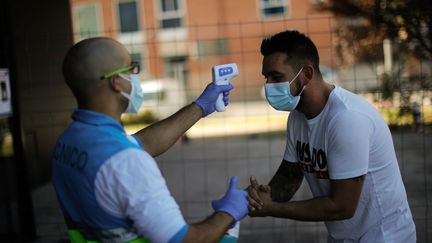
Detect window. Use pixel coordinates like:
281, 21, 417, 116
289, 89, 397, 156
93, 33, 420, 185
260, 0, 287, 17
197, 39, 229, 60
159, 0, 183, 29
164, 57, 187, 83
74, 4, 101, 39
118, 1, 139, 33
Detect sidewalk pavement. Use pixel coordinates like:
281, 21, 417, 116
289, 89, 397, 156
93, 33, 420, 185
126, 100, 290, 138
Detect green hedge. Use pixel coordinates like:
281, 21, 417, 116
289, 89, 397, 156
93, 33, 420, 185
121, 110, 159, 125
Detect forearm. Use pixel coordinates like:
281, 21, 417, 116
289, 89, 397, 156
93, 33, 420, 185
269, 174, 302, 202
184, 212, 233, 243
263, 176, 364, 221
268, 196, 353, 221
134, 103, 202, 157
268, 161, 304, 202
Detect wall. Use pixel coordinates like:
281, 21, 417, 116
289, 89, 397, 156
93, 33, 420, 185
7, 0, 75, 187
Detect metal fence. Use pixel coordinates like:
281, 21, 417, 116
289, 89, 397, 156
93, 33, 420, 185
29, 18, 432, 243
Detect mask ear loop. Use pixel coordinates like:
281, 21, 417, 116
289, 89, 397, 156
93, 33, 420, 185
118, 73, 134, 98
288, 67, 304, 85
298, 85, 306, 96
290, 67, 305, 97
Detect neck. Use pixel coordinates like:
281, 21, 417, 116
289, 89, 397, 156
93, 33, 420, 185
78, 99, 123, 123
297, 81, 334, 119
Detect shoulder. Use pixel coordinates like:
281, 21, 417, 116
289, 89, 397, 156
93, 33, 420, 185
325, 109, 375, 150
329, 109, 373, 133
328, 87, 376, 129
100, 148, 157, 178
94, 148, 165, 209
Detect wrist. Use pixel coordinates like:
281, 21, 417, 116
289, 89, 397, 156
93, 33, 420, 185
192, 100, 208, 117
267, 201, 282, 217
215, 211, 235, 222
191, 102, 204, 116
214, 211, 236, 228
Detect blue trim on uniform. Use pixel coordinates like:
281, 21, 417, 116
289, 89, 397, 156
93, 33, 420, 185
131, 134, 144, 149
168, 224, 188, 243
72, 109, 124, 131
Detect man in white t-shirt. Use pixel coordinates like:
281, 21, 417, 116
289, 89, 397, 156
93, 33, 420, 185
246, 30, 416, 242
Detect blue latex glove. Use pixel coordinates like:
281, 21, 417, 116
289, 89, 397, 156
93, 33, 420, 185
211, 176, 248, 226
194, 83, 234, 117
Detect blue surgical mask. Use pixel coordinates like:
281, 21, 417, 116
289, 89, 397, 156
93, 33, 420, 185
119, 73, 144, 113
264, 67, 305, 111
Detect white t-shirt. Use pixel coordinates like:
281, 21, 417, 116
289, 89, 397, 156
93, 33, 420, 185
94, 136, 186, 243
284, 86, 416, 242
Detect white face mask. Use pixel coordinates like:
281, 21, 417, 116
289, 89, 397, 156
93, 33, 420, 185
118, 73, 144, 113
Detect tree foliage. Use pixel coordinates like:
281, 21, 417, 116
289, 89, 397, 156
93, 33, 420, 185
316, 0, 432, 108
317, 0, 432, 62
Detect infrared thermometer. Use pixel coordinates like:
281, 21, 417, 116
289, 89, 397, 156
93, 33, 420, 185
212, 63, 238, 112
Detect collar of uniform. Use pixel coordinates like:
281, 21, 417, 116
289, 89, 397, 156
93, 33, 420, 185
72, 109, 124, 132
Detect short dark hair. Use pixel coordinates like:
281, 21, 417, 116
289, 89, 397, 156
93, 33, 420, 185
260, 30, 320, 70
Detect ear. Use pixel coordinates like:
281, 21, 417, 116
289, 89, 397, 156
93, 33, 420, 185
108, 76, 122, 92
301, 65, 314, 85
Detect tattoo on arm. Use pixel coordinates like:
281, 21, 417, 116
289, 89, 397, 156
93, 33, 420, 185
269, 160, 304, 202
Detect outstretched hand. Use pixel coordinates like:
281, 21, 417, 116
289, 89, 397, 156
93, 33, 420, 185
246, 176, 273, 217
211, 176, 248, 226
194, 82, 234, 117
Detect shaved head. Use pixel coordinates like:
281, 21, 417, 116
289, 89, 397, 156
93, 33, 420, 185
62, 37, 130, 102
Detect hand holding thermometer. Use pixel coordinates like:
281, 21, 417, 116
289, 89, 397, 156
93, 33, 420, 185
212, 63, 238, 112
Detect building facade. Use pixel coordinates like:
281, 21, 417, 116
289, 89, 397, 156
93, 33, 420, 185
69, 0, 337, 100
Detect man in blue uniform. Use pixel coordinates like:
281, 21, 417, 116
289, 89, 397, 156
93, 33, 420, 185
52, 37, 248, 243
